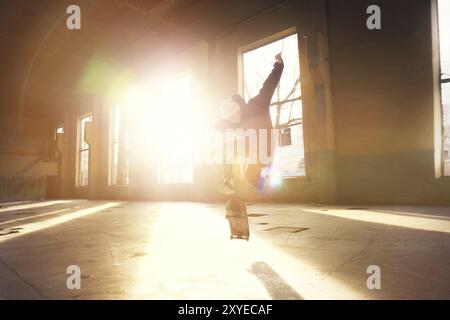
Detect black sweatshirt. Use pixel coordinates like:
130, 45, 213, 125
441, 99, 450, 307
215, 61, 284, 160
216, 61, 284, 131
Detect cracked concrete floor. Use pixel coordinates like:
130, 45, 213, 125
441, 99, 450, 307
0, 200, 449, 299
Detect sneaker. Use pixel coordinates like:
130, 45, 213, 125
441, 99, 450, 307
218, 179, 236, 195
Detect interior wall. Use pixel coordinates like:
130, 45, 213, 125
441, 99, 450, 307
0, 112, 56, 202
0, 112, 53, 138
327, 0, 450, 204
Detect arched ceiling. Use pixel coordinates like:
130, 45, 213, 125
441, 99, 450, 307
0, 0, 286, 118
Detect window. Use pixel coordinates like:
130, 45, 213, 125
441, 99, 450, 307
157, 75, 195, 184
438, 0, 450, 176
123, 75, 196, 186
280, 127, 292, 146
76, 114, 92, 187
54, 125, 64, 141
242, 32, 305, 177
109, 105, 130, 185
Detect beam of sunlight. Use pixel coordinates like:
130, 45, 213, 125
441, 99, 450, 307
373, 209, 450, 221
0, 208, 70, 227
303, 208, 450, 234
128, 203, 363, 299
0, 200, 73, 214
0, 202, 120, 244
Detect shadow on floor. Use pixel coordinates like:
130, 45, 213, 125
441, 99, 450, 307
248, 261, 303, 300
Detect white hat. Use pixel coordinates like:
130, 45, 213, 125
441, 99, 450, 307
220, 98, 241, 123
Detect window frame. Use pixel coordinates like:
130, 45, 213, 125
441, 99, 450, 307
238, 27, 300, 119
108, 105, 130, 186
76, 113, 92, 187
238, 27, 307, 179
434, 0, 450, 178
54, 124, 64, 141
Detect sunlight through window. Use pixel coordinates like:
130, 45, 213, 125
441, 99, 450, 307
242, 33, 305, 177
125, 75, 199, 185
157, 76, 196, 184
110, 105, 130, 185
77, 114, 92, 187
438, 0, 450, 176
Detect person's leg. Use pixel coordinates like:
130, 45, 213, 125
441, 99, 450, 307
219, 165, 236, 195
246, 162, 275, 192
245, 163, 262, 188
224, 164, 233, 180
218, 140, 236, 195
243, 128, 274, 191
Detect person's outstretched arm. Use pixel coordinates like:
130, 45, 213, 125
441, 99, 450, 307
249, 53, 284, 108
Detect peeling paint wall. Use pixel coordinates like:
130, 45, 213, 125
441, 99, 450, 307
0, 124, 57, 202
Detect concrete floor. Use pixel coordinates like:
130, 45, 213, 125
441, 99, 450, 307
0, 200, 449, 299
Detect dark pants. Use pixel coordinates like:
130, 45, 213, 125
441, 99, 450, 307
224, 163, 262, 187
223, 130, 272, 188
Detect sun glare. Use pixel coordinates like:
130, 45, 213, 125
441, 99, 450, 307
119, 75, 207, 184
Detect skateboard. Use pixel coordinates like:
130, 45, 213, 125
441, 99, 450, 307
225, 198, 249, 240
